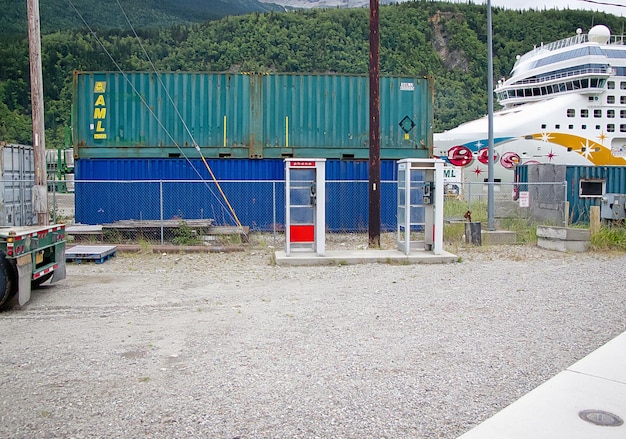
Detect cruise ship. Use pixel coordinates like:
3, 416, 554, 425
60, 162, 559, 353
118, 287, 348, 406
434, 24, 626, 184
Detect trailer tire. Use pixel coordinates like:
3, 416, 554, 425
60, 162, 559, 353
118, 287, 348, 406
0, 253, 17, 307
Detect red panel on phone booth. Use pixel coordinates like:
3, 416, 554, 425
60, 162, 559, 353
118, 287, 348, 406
290, 224, 314, 242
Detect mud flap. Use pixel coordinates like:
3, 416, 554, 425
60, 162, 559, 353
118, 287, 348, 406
51, 245, 66, 283
16, 255, 32, 306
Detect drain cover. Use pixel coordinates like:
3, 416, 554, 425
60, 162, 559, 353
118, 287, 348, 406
579, 409, 624, 427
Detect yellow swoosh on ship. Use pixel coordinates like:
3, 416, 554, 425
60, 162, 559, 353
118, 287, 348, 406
529, 133, 626, 166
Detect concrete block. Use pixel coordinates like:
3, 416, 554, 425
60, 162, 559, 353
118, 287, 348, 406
538, 237, 591, 253
536, 226, 590, 241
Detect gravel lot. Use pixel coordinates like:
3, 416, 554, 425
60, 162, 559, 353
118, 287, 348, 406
1, 235, 625, 439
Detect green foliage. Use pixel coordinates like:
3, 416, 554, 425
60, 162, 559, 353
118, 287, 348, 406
0, 0, 283, 37
172, 221, 202, 246
591, 224, 626, 251
1, 1, 625, 145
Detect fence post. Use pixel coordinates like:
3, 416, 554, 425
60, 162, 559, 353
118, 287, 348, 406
590, 205, 600, 235
563, 181, 568, 227
272, 180, 277, 246
160, 180, 164, 245
51, 174, 57, 224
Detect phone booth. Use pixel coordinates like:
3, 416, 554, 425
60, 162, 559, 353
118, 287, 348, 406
397, 158, 444, 255
285, 158, 326, 256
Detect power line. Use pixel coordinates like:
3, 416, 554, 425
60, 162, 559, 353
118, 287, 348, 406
579, 0, 626, 8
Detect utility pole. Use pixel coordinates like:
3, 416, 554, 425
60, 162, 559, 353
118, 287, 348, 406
368, 0, 380, 248
27, 0, 48, 226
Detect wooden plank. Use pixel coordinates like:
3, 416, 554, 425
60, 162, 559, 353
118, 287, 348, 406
207, 226, 249, 235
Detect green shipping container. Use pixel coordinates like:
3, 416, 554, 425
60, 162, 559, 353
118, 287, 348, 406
72, 72, 433, 160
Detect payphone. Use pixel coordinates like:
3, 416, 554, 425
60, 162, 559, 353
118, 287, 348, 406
285, 158, 326, 256
397, 158, 444, 255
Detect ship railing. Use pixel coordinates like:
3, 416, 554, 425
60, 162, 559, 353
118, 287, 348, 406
495, 67, 609, 90
608, 35, 626, 46
515, 33, 626, 68
516, 34, 586, 66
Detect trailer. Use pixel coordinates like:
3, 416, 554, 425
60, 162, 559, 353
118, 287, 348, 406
0, 224, 66, 307
0, 143, 67, 308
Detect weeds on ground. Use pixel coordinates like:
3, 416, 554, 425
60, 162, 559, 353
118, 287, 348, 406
498, 218, 539, 244
104, 229, 124, 243
172, 221, 202, 246
138, 239, 152, 254
591, 224, 626, 251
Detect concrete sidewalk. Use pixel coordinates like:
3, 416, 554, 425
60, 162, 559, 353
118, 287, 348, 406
458, 331, 626, 438
274, 249, 459, 266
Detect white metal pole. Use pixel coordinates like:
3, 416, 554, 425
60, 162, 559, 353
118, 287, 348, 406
285, 160, 291, 256
316, 160, 326, 256
434, 160, 444, 254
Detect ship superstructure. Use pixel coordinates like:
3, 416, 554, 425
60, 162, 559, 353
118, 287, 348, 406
434, 25, 626, 183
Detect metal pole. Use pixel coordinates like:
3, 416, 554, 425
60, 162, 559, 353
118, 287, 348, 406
368, 0, 381, 248
27, 0, 48, 225
487, 0, 495, 231
160, 180, 164, 245
563, 180, 568, 227
272, 180, 277, 247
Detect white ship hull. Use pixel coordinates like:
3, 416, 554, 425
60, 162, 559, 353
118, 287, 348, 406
434, 25, 626, 185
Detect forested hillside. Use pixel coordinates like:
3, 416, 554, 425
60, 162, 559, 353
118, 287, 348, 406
0, 1, 624, 148
0, 0, 283, 36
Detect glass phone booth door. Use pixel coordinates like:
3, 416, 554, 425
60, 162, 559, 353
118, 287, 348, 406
285, 159, 326, 256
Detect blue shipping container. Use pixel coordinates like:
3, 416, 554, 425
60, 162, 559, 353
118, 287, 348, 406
75, 158, 402, 231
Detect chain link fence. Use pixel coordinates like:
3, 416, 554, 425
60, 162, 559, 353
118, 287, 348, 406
445, 180, 569, 226
41, 178, 572, 245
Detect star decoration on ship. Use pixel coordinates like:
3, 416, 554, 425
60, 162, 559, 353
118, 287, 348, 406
473, 140, 485, 149
579, 139, 594, 159
597, 131, 607, 144
473, 167, 483, 176
540, 132, 554, 143
546, 149, 557, 161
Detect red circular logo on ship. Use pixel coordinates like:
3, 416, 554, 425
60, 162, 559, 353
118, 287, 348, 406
447, 145, 473, 167
477, 147, 499, 165
500, 152, 520, 169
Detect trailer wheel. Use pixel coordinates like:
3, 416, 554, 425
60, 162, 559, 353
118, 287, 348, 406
0, 253, 17, 307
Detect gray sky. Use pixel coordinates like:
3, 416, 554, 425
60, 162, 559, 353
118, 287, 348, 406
458, 0, 626, 17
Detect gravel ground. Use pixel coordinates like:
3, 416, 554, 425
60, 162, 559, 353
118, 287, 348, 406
1, 235, 625, 439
